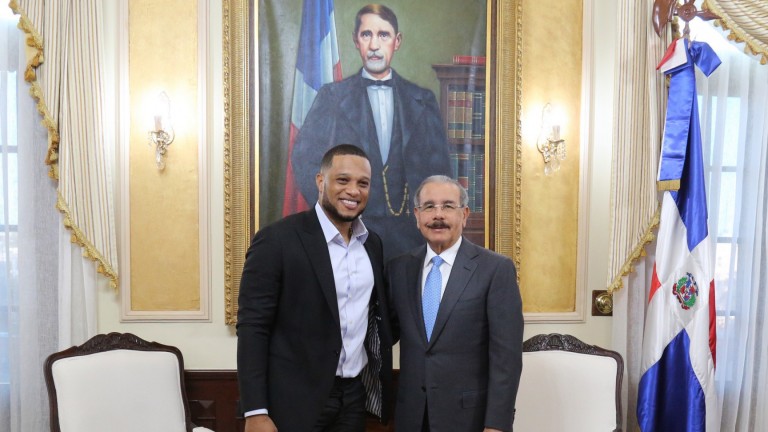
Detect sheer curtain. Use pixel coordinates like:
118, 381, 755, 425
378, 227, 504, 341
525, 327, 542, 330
0, 5, 59, 432
694, 22, 768, 431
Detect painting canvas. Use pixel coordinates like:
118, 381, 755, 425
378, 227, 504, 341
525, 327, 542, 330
225, 0, 524, 324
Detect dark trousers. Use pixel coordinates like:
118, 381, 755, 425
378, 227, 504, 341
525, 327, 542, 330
313, 376, 366, 432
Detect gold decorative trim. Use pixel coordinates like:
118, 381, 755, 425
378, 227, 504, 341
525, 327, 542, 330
657, 179, 681, 191
607, 205, 661, 293
223, 0, 251, 325
9, 1, 117, 289
703, 0, 768, 65
10, 1, 60, 179
492, 0, 523, 275
57, 193, 118, 289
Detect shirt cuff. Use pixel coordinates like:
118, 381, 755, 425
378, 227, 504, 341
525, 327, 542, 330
244, 409, 268, 417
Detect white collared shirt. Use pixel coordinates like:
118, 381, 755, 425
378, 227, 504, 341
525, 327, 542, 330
362, 69, 394, 164
315, 203, 375, 378
421, 237, 463, 298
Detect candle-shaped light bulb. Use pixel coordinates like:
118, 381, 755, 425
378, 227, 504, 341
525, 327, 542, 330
152, 91, 172, 132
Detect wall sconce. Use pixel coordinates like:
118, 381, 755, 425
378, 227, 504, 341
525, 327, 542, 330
536, 103, 566, 176
147, 91, 175, 171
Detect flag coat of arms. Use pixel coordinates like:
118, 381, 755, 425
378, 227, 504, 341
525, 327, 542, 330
637, 39, 721, 432
282, 0, 342, 216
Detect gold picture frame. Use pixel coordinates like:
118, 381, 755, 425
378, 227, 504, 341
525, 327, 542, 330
223, 0, 522, 324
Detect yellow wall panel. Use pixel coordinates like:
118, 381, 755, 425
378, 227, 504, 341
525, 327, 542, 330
521, 0, 583, 313
128, 0, 200, 311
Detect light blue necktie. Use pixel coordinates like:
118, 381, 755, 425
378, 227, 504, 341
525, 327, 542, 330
422, 256, 444, 341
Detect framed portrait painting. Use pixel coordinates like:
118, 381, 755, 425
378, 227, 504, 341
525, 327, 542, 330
224, 0, 522, 324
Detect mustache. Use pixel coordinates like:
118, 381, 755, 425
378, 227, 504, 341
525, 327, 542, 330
426, 221, 450, 229
367, 51, 383, 59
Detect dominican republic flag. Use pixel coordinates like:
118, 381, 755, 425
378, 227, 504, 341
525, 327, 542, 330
282, 0, 342, 216
637, 39, 721, 431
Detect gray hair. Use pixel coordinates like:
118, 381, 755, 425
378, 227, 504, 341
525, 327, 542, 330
413, 175, 469, 208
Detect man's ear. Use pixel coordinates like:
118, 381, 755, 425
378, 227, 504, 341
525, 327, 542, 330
353, 32, 360, 49
316, 172, 324, 195
394, 32, 402, 51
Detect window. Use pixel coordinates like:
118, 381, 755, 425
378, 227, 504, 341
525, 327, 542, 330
691, 18, 768, 423
0, 3, 20, 392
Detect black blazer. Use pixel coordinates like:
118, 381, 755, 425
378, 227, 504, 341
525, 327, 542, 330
387, 239, 523, 432
237, 209, 393, 431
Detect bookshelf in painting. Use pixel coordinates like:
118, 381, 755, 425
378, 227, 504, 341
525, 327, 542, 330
432, 62, 486, 246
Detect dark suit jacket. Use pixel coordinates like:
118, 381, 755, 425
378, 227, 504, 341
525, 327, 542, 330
291, 69, 451, 259
237, 209, 393, 431
387, 239, 523, 432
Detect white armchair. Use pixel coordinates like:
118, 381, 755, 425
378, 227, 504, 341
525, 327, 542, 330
515, 333, 624, 432
44, 332, 214, 432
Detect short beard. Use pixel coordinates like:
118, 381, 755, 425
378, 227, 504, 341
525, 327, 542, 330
321, 193, 363, 224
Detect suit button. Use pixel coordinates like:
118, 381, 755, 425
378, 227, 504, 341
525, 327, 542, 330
334, 350, 340, 356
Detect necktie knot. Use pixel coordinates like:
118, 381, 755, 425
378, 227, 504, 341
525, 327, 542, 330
364, 78, 393, 87
431, 256, 444, 268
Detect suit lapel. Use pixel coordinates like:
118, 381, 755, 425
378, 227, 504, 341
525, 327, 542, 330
392, 70, 424, 155
427, 239, 478, 349
405, 247, 428, 344
364, 239, 382, 292
297, 211, 340, 329
339, 73, 381, 162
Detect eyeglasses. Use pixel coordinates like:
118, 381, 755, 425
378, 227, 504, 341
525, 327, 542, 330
415, 203, 465, 213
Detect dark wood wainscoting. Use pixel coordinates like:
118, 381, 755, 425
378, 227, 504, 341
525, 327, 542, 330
185, 371, 244, 432
184, 370, 395, 432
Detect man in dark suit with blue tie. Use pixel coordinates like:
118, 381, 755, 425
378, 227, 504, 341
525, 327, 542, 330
237, 145, 393, 432
387, 175, 523, 432
292, 3, 451, 261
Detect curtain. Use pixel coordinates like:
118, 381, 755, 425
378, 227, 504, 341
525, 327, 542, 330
10, 0, 118, 291
612, 253, 655, 431
605, 0, 669, 293
695, 23, 768, 430
607, 3, 669, 427
0, 8, 59, 431
703, 0, 768, 64
616, 19, 768, 431
1, 1, 115, 430
8, 0, 115, 348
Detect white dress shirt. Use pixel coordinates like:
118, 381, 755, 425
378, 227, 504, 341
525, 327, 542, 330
422, 237, 463, 298
315, 203, 375, 378
363, 69, 394, 164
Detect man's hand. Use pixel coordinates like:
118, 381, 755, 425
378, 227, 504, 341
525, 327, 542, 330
245, 414, 277, 432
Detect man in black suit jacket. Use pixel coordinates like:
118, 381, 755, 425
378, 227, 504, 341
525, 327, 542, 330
292, 4, 451, 261
387, 175, 523, 432
237, 145, 393, 432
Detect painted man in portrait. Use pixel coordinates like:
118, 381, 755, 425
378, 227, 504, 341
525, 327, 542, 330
291, 3, 452, 261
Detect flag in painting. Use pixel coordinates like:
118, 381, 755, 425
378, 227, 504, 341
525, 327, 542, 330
282, 0, 342, 216
637, 39, 721, 432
